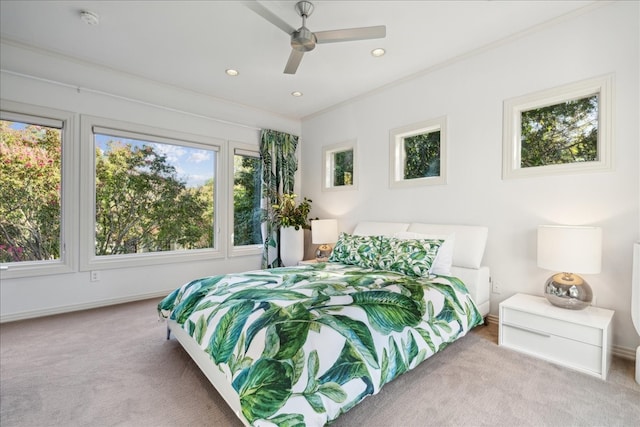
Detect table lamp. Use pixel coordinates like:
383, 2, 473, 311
311, 219, 338, 262
537, 225, 602, 310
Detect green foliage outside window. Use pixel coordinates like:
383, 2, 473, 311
0, 120, 61, 262
520, 95, 598, 168
333, 149, 353, 186
1, 120, 219, 263
234, 153, 262, 246
95, 138, 214, 255
403, 130, 440, 180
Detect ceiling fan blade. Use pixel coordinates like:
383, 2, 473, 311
284, 49, 305, 74
244, 1, 296, 35
315, 25, 386, 44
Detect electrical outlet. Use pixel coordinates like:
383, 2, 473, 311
491, 279, 501, 294
90, 270, 101, 282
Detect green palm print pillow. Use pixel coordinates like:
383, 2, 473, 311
378, 236, 444, 277
328, 233, 382, 268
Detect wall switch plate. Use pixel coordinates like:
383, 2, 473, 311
491, 279, 501, 294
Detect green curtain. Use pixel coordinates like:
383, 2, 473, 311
260, 129, 299, 268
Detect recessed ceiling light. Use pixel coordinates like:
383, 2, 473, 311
291, 91, 303, 97
225, 69, 239, 76
80, 10, 100, 26
371, 48, 386, 57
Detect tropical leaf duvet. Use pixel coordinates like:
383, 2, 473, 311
158, 262, 483, 427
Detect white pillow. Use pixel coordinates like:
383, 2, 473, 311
393, 231, 455, 276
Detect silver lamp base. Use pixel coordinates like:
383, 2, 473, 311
315, 244, 332, 262
544, 272, 592, 310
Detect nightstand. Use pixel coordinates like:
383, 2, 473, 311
298, 259, 318, 265
499, 293, 614, 380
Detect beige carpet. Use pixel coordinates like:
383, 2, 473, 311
1, 298, 638, 427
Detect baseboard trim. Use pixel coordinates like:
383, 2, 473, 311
486, 314, 636, 362
612, 345, 637, 361
487, 313, 499, 325
0, 290, 171, 323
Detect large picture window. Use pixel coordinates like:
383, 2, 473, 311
503, 75, 613, 179
389, 117, 447, 188
81, 116, 222, 270
1, 118, 62, 262
0, 100, 77, 278
230, 142, 262, 255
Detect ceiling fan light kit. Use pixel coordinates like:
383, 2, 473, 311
249, 0, 386, 75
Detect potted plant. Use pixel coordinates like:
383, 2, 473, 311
271, 193, 312, 230
271, 193, 312, 266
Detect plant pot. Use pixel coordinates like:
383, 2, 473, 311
280, 226, 304, 266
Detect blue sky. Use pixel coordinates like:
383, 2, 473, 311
95, 134, 215, 188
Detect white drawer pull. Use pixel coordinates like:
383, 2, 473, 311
505, 323, 551, 338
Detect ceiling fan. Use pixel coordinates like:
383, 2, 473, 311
246, 0, 386, 74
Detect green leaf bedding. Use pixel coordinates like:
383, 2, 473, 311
158, 262, 483, 426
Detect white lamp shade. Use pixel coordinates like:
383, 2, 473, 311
311, 219, 339, 244
537, 225, 602, 274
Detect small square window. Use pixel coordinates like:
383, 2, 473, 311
322, 140, 357, 191
503, 75, 613, 179
389, 116, 447, 188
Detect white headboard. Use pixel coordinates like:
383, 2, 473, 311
352, 222, 409, 237
352, 221, 490, 316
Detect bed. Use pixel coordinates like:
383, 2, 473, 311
158, 222, 490, 426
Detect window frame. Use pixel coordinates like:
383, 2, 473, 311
79, 115, 225, 271
502, 74, 613, 180
322, 140, 358, 192
389, 116, 447, 188
228, 141, 263, 257
0, 99, 78, 279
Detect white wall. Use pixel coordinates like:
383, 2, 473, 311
300, 2, 640, 351
0, 41, 300, 320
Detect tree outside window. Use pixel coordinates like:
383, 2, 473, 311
0, 120, 62, 263
94, 133, 215, 256
233, 150, 262, 246
333, 149, 353, 186
390, 117, 447, 188
322, 140, 358, 191
520, 95, 598, 168
502, 75, 612, 179
403, 130, 440, 180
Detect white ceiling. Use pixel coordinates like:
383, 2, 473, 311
0, 0, 597, 120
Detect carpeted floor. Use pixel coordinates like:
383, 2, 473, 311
1, 298, 638, 426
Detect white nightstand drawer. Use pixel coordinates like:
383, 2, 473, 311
499, 293, 614, 380
502, 307, 602, 346
501, 324, 603, 375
